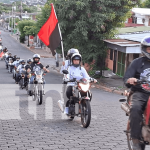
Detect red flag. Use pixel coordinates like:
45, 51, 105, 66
38, 3, 61, 56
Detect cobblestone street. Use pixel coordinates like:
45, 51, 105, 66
0, 30, 149, 150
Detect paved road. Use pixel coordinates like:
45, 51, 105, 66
0, 30, 149, 150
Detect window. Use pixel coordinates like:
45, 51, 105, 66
110, 49, 113, 60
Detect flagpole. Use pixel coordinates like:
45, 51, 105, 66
52, 3, 65, 62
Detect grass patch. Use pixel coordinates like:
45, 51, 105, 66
118, 26, 150, 34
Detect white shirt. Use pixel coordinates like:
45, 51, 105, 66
67, 66, 90, 80
17, 64, 26, 74
60, 60, 70, 74
13, 60, 19, 67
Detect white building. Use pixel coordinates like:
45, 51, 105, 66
132, 8, 150, 26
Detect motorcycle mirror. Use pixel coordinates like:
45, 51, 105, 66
62, 70, 69, 74
95, 70, 101, 75
119, 98, 126, 102
46, 65, 49, 68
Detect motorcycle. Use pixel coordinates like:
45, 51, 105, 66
13, 62, 20, 80
19, 70, 27, 89
30, 65, 49, 105
58, 70, 100, 128
119, 79, 150, 150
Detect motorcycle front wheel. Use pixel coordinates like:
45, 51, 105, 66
81, 100, 91, 128
127, 132, 145, 150
37, 85, 43, 105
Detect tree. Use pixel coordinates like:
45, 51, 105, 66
141, 0, 150, 8
35, 2, 52, 34
17, 20, 36, 43
36, 0, 140, 72
9, 18, 20, 29
23, 25, 36, 46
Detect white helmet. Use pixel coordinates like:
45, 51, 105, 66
71, 53, 82, 67
141, 36, 150, 59
67, 48, 79, 57
33, 54, 40, 63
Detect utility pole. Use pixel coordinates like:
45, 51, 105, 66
12, 6, 13, 34
14, 3, 16, 29
21, 0, 22, 20
9, 11, 10, 29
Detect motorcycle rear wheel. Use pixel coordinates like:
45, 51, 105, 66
127, 132, 145, 150
81, 100, 91, 128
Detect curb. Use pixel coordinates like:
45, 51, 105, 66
92, 84, 124, 95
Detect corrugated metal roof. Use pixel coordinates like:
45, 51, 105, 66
118, 33, 150, 42
104, 39, 140, 46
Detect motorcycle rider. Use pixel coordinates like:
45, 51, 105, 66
6, 52, 13, 69
12, 55, 17, 62
12, 57, 20, 79
3, 47, 8, 53
60, 48, 80, 99
16, 60, 26, 84
29, 54, 49, 96
25, 58, 32, 71
62, 53, 97, 114
123, 36, 150, 150
60, 48, 79, 73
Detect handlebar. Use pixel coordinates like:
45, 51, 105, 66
136, 79, 149, 84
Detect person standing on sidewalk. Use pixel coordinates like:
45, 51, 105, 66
123, 36, 150, 150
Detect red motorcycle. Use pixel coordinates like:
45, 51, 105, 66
119, 79, 150, 150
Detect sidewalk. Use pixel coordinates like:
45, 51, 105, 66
10, 33, 126, 95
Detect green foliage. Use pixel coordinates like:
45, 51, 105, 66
23, 25, 36, 36
34, 2, 52, 34
9, 18, 20, 28
49, 0, 140, 70
35, 0, 140, 70
141, 0, 150, 7
17, 20, 36, 43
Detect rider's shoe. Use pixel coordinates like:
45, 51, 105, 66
132, 139, 142, 150
64, 107, 69, 115
29, 90, 33, 96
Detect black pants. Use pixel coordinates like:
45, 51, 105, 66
130, 91, 149, 139
65, 86, 73, 107
10, 65, 14, 73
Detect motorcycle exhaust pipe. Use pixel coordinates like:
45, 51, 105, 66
58, 100, 64, 112
121, 103, 130, 115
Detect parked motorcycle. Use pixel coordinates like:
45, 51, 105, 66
58, 70, 100, 128
119, 79, 150, 150
31, 65, 49, 105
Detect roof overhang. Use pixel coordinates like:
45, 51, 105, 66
104, 39, 141, 54
132, 8, 150, 16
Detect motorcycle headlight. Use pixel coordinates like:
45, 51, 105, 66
79, 83, 90, 92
